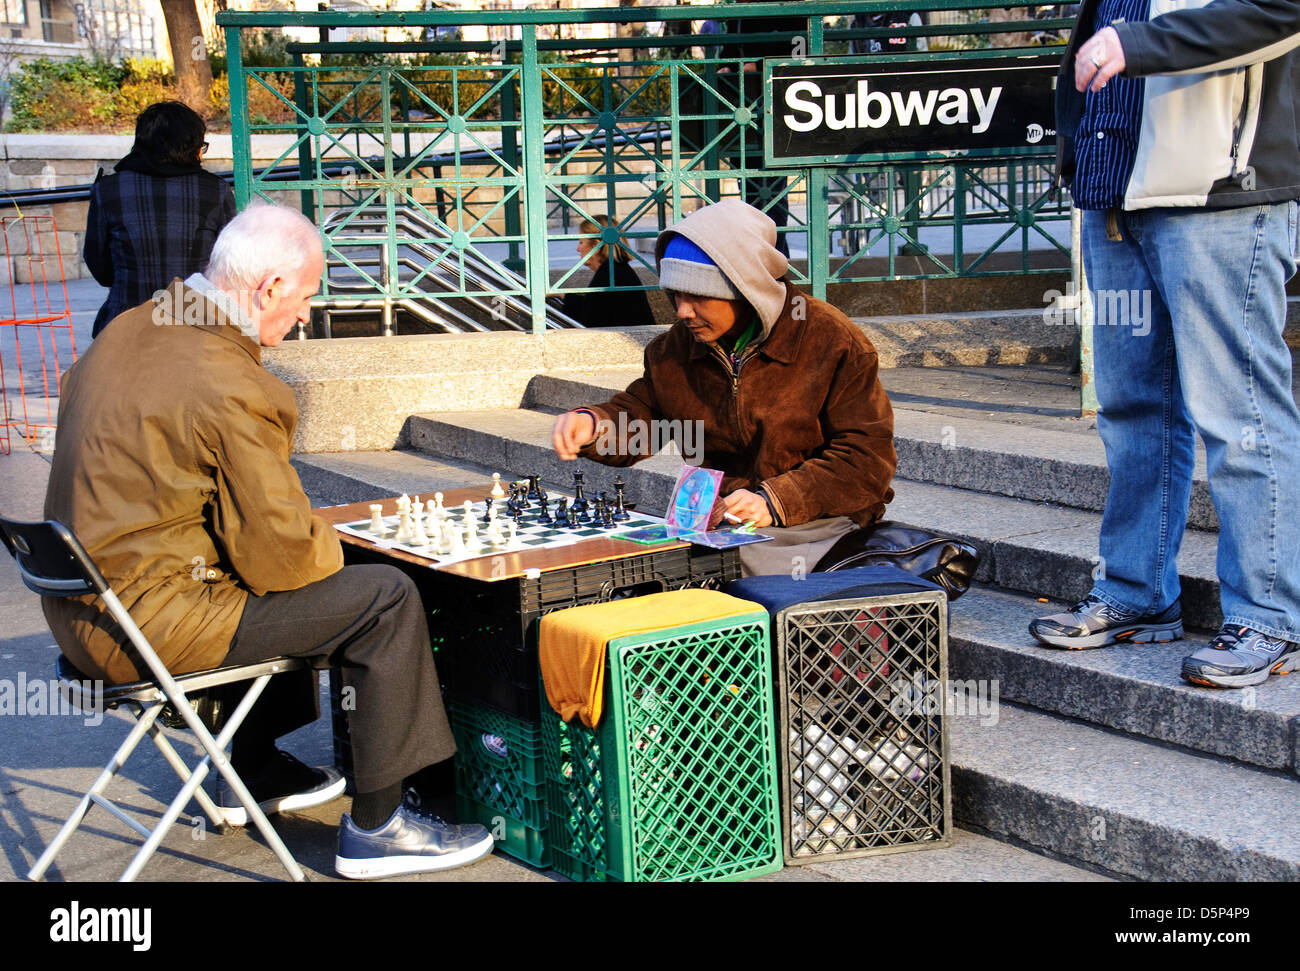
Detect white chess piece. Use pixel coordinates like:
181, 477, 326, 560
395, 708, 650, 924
506, 520, 518, 547
464, 519, 482, 554
491, 473, 505, 498
486, 518, 504, 547
433, 492, 445, 514
395, 507, 412, 543
368, 504, 384, 534
448, 524, 466, 556
412, 500, 428, 546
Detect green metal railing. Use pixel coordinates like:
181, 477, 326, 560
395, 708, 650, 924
217, 2, 1072, 335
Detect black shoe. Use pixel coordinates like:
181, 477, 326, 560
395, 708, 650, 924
1029, 595, 1183, 650
216, 750, 346, 826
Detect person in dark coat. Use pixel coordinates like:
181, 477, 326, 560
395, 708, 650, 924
83, 100, 236, 338
560, 214, 656, 327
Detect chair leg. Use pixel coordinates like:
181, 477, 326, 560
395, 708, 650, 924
145, 721, 230, 833
27, 702, 162, 881
120, 675, 307, 883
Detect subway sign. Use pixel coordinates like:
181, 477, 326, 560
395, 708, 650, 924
764, 54, 1060, 165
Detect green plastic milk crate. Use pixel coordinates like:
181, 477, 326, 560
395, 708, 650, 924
541, 610, 783, 882
448, 699, 548, 868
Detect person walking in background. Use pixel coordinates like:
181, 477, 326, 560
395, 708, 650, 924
84, 100, 236, 338
560, 214, 655, 327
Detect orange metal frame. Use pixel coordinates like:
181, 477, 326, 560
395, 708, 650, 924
0, 215, 76, 455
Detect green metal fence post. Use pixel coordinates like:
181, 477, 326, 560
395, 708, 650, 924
806, 14, 828, 300
226, 25, 252, 208
703, 59, 720, 204
521, 25, 549, 335
500, 77, 524, 274
293, 51, 314, 221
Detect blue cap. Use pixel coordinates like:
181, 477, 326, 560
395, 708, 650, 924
659, 234, 739, 299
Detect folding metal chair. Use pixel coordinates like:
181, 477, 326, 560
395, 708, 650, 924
0, 516, 310, 882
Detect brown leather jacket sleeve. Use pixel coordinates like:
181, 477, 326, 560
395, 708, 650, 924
759, 342, 895, 527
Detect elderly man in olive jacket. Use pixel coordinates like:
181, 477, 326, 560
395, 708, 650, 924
42, 204, 492, 878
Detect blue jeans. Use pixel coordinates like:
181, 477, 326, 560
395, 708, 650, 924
1084, 202, 1300, 641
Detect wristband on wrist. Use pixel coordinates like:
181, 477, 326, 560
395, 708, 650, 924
755, 487, 782, 527
572, 408, 600, 446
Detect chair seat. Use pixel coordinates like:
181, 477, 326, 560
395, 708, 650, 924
55, 654, 310, 710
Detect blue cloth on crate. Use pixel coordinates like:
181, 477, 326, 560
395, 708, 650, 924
724, 565, 941, 619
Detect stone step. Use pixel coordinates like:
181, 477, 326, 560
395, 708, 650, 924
524, 370, 1220, 530
406, 407, 687, 515
757, 826, 1111, 882
950, 586, 1300, 774
950, 701, 1300, 880
886, 477, 1224, 631
403, 407, 1228, 629
293, 449, 501, 507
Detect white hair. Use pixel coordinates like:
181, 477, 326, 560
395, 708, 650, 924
205, 203, 323, 290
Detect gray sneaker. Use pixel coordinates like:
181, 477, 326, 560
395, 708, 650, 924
1029, 595, 1183, 650
1181, 625, 1300, 688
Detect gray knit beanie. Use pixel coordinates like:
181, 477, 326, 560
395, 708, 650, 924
658, 235, 740, 300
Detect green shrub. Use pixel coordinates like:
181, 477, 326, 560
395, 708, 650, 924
114, 78, 177, 126
6, 57, 127, 131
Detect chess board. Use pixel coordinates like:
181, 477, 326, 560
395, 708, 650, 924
334, 492, 667, 566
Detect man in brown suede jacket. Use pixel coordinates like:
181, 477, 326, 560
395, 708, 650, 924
553, 198, 896, 574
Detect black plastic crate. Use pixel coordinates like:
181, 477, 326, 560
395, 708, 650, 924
329, 541, 740, 776
436, 545, 741, 720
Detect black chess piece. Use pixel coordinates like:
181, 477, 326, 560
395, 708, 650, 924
554, 497, 570, 526
526, 474, 542, 502
537, 496, 553, 525
571, 470, 589, 519
612, 476, 630, 522
593, 494, 607, 526
481, 496, 495, 525
513, 480, 530, 511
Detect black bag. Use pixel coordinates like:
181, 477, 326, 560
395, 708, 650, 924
813, 521, 981, 600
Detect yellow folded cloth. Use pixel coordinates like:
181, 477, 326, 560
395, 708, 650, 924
539, 590, 759, 729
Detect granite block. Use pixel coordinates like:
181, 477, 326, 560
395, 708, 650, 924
951, 703, 1300, 880
950, 586, 1300, 771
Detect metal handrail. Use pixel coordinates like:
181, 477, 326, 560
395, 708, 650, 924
315, 203, 584, 337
